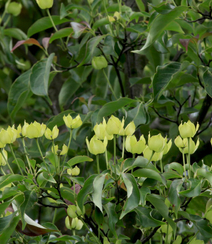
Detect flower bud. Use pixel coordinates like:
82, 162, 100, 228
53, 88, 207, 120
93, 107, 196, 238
92, 56, 108, 70
67, 205, 77, 218
0, 127, 17, 145
6, 2, 22, 16
67, 166, 80, 176
125, 135, 146, 154
22, 121, 29, 137
65, 216, 72, 230
174, 136, 185, 148
45, 126, 59, 140
0, 149, 7, 166
63, 114, 82, 129
36, 0, 53, 9
72, 217, 83, 230
114, 11, 121, 20
178, 120, 199, 138
148, 134, 166, 152
86, 135, 108, 155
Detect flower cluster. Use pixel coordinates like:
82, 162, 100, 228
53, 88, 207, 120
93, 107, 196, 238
86, 115, 172, 162
174, 120, 199, 155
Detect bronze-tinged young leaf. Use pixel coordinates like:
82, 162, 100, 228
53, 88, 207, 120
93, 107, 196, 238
11, 38, 43, 52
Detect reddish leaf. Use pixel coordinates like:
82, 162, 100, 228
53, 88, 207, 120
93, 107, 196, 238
11, 38, 43, 52
179, 39, 190, 51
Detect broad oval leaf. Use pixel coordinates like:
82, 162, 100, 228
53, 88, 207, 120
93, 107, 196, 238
66, 156, 93, 168
92, 174, 106, 212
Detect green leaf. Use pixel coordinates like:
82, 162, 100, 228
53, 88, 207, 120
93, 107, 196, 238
120, 174, 140, 219
134, 6, 187, 53
136, 206, 165, 228
168, 179, 183, 215
30, 53, 55, 98
147, 194, 176, 233
135, 0, 145, 11
196, 168, 212, 185
126, 103, 149, 127
203, 67, 212, 98
60, 187, 75, 204
7, 69, 32, 119
122, 173, 133, 198
3, 28, 28, 40
0, 175, 25, 190
133, 169, 166, 186
27, 16, 69, 37
92, 174, 106, 212
97, 97, 135, 123
179, 179, 201, 197
0, 214, 20, 244
59, 66, 93, 108
77, 175, 97, 212
152, 62, 181, 101
66, 156, 93, 168
49, 28, 73, 43
104, 202, 118, 238
173, 236, 182, 244
164, 162, 184, 176
93, 17, 110, 29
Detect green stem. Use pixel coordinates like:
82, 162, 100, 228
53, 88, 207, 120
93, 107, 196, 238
46, 9, 66, 50
96, 154, 100, 175
103, 69, 118, 99
187, 138, 191, 178
36, 138, 48, 171
114, 135, 117, 176
22, 138, 33, 174
146, 151, 153, 167
105, 150, 109, 171
182, 150, 187, 180
52, 140, 59, 173
63, 129, 73, 165
9, 145, 24, 175
52, 208, 57, 224
160, 159, 163, 173
165, 224, 169, 244
1, 149, 14, 174
78, 217, 102, 244
122, 136, 125, 159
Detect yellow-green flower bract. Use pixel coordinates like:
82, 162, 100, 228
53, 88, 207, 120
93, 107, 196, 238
86, 135, 108, 155
179, 120, 199, 138
63, 114, 82, 129
36, 0, 53, 9
125, 135, 146, 154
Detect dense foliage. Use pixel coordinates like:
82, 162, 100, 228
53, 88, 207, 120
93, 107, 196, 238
1, 0, 212, 243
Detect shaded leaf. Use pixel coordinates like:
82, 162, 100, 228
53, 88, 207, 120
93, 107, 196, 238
66, 156, 93, 168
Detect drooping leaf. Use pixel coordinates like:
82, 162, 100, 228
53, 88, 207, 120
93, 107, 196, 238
92, 174, 106, 212
3, 28, 28, 40
77, 175, 97, 212
120, 174, 140, 219
7, 69, 32, 119
30, 53, 55, 98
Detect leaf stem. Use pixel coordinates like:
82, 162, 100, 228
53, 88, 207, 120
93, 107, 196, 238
103, 69, 118, 99
36, 138, 48, 171
96, 154, 100, 175
9, 145, 24, 175
21, 138, 33, 174
1, 149, 14, 174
